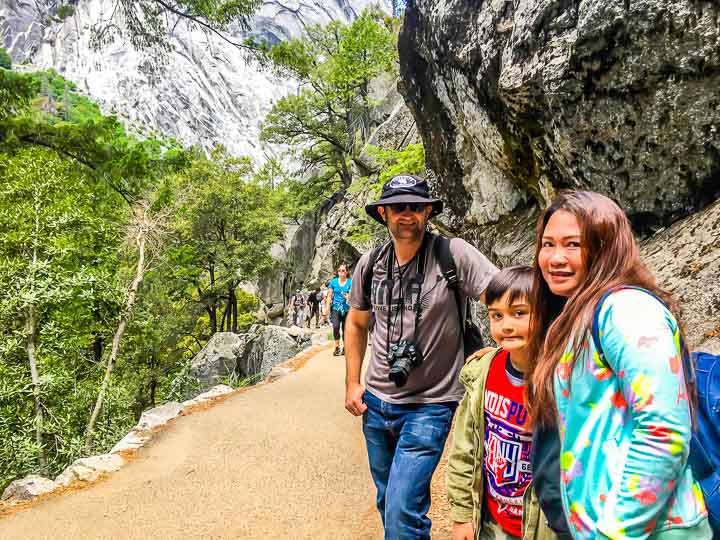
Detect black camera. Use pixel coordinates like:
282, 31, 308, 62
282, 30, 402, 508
387, 340, 424, 387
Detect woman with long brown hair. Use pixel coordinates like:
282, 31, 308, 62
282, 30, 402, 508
527, 191, 710, 539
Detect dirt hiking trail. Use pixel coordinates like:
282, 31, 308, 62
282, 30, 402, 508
0, 342, 454, 539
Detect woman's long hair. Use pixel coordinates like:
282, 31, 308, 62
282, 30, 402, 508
526, 191, 692, 427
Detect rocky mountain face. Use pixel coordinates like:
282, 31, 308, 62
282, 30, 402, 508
399, 0, 720, 234
0, 0, 390, 160
389, 0, 720, 352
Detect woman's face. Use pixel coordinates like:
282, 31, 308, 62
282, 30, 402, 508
338, 266, 348, 277
538, 210, 587, 297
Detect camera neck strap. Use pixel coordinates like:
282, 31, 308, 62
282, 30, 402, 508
384, 233, 430, 360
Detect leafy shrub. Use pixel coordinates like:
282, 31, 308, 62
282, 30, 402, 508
0, 48, 11, 70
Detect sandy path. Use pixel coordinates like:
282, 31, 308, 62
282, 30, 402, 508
0, 343, 455, 539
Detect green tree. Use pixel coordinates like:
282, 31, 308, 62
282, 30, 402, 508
0, 146, 128, 477
261, 10, 397, 195
0, 47, 12, 70
166, 148, 283, 335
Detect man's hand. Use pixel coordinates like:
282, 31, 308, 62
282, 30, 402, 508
452, 522, 474, 540
345, 382, 367, 416
465, 346, 495, 363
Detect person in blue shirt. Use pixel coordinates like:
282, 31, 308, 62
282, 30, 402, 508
326, 264, 352, 356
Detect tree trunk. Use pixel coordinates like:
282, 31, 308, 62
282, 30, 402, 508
339, 156, 352, 189
206, 304, 217, 334
25, 306, 47, 474
84, 230, 147, 452
209, 265, 217, 334
93, 335, 103, 364
230, 287, 238, 333
220, 298, 231, 332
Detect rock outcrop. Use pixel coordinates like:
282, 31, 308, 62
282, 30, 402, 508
399, 0, 720, 235
236, 324, 312, 378
386, 0, 720, 352
190, 327, 312, 390
190, 332, 244, 389
641, 198, 720, 353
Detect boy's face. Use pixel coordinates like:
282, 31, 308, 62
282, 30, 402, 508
488, 292, 531, 354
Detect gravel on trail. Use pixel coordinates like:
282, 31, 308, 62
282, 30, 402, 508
0, 340, 455, 539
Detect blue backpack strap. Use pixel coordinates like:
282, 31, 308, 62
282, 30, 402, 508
591, 286, 695, 387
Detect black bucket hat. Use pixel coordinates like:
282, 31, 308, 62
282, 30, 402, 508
365, 174, 444, 225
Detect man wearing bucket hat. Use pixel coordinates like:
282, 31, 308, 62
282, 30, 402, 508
344, 174, 498, 539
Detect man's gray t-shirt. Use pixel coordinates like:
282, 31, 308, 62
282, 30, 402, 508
349, 235, 498, 404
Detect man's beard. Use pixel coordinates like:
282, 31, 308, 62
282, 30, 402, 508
388, 219, 426, 241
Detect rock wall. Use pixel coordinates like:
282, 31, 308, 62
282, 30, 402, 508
391, 0, 720, 351
399, 0, 720, 235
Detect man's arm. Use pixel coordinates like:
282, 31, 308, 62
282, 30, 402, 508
344, 307, 371, 416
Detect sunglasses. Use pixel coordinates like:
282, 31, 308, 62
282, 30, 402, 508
386, 202, 428, 213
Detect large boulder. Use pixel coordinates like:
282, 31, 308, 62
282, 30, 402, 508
398, 0, 720, 234
236, 325, 312, 379
190, 332, 245, 389
189, 327, 313, 390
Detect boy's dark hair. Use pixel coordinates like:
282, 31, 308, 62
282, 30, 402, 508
485, 265, 533, 307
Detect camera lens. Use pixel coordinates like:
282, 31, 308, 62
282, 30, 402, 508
389, 357, 412, 387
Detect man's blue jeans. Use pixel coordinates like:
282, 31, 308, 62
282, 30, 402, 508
362, 390, 457, 539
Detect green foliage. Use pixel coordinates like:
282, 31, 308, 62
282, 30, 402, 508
0, 67, 281, 490
1, 70, 188, 202
346, 143, 426, 246
261, 9, 398, 209
0, 69, 37, 121
0, 146, 129, 483
0, 47, 11, 70
159, 147, 283, 337
369, 143, 426, 188
56, 4, 75, 19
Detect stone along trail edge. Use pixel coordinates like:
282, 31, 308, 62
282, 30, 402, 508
0, 346, 386, 539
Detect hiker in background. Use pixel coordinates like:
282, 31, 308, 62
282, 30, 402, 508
344, 174, 498, 539
320, 283, 330, 326
307, 287, 322, 329
527, 191, 711, 539
447, 266, 567, 540
291, 289, 306, 328
327, 265, 352, 356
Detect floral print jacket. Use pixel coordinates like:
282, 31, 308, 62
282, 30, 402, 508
554, 289, 707, 540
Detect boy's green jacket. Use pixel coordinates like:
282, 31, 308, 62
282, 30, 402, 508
446, 348, 558, 540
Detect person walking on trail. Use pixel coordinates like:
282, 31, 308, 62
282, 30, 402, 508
343, 174, 498, 540
319, 284, 330, 326
327, 265, 352, 356
307, 287, 322, 329
291, 289, 306, 327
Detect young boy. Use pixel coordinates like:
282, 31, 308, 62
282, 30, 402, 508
447, 266, 538, 540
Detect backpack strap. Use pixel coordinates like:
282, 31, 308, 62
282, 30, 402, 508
433, 235, 465, 331
590, 285, 694, 387
361, 241, 391, 308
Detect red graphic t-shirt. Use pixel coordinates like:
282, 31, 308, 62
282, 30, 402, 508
483, 350, 532, 537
